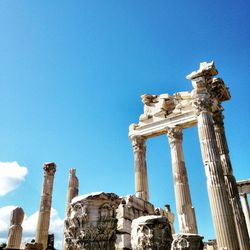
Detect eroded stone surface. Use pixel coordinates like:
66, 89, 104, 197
171, 234, 203, 250
64, 192, 121, 250
6, 207, 24, 250
131, 215, 173, 250
36, 162, 56, 250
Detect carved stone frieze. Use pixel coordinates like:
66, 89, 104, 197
171, 234, 204, 250
137, 92, 194, 125
64, 192, 121, 250
139, 94, 175, 122
131, 215, 173, 250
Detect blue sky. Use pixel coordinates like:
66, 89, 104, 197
0, 0, 250, 247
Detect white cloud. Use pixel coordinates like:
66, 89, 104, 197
0, 207, 64, 249
0, 162, 28, 196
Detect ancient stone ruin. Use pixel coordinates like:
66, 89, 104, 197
5, 207, 24, 250
128, 61, 250, 250
2, 62, 250, 250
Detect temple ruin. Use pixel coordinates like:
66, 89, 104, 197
2, 62, 250, 250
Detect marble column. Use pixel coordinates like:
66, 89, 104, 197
6, 207, 24, 249
62, 168, 79, 250
213, 109, 250, 247
130, 135, 149, 201
193, 95, 240, 249
65, 168, 79, 215
240, 193, 250, 237
167, 126, 198, 234
36, 162, 56, 250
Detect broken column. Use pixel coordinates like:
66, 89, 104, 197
130, 135, 149, 201
62, 168, 79, 250
65, 168, 79, 214
188, 62, 240, 249
6, 207, 24, 249
165, 204, 175, 234
213, 108, 250, 248
167, 126, 198, 234
35, 162, 56, 250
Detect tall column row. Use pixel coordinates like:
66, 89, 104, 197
130, 131, 198, 235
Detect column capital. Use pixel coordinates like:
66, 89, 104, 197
130, 135, 146, 152
166, 126, 183, 143
192, 95, 212, 116
43, 162, 56, 175
213, 107, 225, 127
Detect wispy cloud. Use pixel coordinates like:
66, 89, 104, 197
0, 162, 28, 196
0, 207, 64, 249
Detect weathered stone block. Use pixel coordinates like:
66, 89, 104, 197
65, 192, 121, 250
171, 234, 203, 250
116, 203, 134, 220
115, 234, 131, 249
117, 218, 132, 234
131, 215, 172, 250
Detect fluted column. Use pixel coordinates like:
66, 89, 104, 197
240, 193, 250, 237
167, 126, 198, 234
36, 162, 56, 250
193, 95, 240, 249
62, 168, 79, 250
6, 207, 24, 249
213, 109, 250, 247
130, 135, 149, 201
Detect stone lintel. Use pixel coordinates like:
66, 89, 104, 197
237, 179, 250, 194
129, 110, 196, 139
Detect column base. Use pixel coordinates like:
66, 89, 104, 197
171, 234, 204, 250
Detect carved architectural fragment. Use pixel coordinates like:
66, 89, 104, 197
116, 195, 156, 249
171, 234, 203, 250
131, 215, 173, 250
24, 242, 43, 250
6, 207, 24, 249
64, 192, 121, 250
